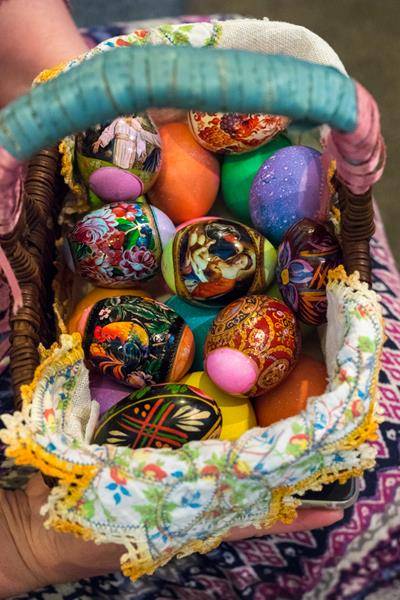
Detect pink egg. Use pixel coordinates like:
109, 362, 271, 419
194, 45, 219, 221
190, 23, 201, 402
89, 167, 144, 202
204, 295, 301, 396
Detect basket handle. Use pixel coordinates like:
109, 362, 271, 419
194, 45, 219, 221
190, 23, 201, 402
0, 45, 385, 284
0, 46, 360, 158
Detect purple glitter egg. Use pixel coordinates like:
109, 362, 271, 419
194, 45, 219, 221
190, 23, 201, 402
249, 146, 326, 246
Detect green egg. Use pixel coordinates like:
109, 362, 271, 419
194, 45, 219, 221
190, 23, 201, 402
221, 134, 292, 224
263, 238, 278, 288
161, 238, 177, 294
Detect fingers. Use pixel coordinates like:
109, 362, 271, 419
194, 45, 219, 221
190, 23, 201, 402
225, 509, 343, 542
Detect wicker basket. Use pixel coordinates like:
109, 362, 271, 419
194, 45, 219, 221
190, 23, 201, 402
0, 20, 385, 579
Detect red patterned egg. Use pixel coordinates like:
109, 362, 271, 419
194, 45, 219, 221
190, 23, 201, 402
161, 217, 277, 307
92, 383, 222, 449
204, 295, 301, 397
67, 199, 175, 287
74, 294, 194, 387
277, 219, 342, 325
188, 111, 289, 154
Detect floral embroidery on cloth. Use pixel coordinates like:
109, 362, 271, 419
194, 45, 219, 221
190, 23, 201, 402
0, 270, 383, 580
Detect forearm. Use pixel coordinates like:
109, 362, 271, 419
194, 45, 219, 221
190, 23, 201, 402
0, 0, 88, 107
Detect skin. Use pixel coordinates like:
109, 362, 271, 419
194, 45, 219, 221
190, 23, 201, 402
0, 1, 343, 594
0, 473, 342, 597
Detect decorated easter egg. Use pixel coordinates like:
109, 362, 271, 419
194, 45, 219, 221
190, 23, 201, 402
204, 295, 301, 397
67, 199, 175, 287
181, 372, 256, 441
92, 383, 222, 449
188, 111, 290, 154
277, 219, 342, 325
161, 217, 277, 307
254, 355, 327, 427
68, 287, 150, 334
221, 134, 292, 225
74, 112, 162, 205
147, 123, 220, 224
89, 372, 133, 417
265, 281, 315, 339
166, 296, 219, 371
75, 295, 194, 387
249, 146, 328, 245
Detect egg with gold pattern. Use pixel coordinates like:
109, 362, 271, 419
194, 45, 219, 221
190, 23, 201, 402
204, 295, 301, 397
92, 383, 222, 449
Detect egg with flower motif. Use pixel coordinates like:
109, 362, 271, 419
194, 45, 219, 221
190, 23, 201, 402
161, 217, 277, 307
73, 112, 162, 206
277, 219, 342, 325
67, 199, 175, 287
204, 295, 301, 397
249, 146, 328, 245
92, 383, 222, 449
188, 111, 290, 154
68, 287, 151, 335
71, 294, 194, 387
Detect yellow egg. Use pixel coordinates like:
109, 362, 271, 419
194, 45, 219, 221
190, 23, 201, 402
180, 371, 256, 441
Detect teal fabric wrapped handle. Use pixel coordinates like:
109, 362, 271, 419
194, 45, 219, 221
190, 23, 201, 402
0, 45, 357, 160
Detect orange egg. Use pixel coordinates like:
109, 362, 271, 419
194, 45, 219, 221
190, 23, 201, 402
147, 122, 220, 224
68, 287, 150, 335
253, 355, 327, 427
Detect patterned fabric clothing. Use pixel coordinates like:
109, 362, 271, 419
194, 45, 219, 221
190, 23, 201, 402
3, 18, 400, 600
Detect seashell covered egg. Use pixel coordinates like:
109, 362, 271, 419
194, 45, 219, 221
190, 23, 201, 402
70, 294, 194, 388
92, 383, 222, 449
277, 218, 342, 325
67, 199, 175, 287
204, 295, 301, 397
161, 217, 277, 307
74, 112, 162, 205
188, 111, 290, 154
249, 145, 328, 246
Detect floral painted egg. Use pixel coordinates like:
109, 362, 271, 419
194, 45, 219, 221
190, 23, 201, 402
68, 287, 151, 335
249, 146, 328, 246
74, 295, 194, 387
180, 371, 256, 441
188, 111, 290, 154
277, 219, 342, 325
74, 112, 162, 205
92, 383, 222, 449
147, 123, 220, 224
161, 217, 277, 307
204, 295, 301, 397
67, 199, 175, 286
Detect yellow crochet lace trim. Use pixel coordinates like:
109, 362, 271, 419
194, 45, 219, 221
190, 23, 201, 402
33, 61, 69, 85
1, 269, 382, 581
